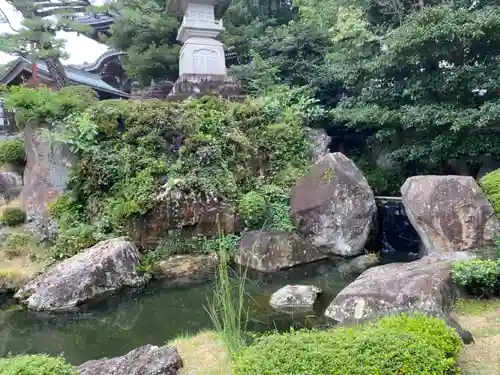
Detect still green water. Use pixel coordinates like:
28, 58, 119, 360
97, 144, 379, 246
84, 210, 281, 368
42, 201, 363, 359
0, 261, 353, 365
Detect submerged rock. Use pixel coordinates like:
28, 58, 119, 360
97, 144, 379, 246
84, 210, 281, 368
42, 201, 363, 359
15, 238, 147, 311
234, 231, 327, 272
325, 252, 474, 323
290, 153, 376, 257
153, 253, 219, 286
78, 344, 183, 375
337, 253, 380, 275
269, 284, 321, 310
401, 175, 499, 253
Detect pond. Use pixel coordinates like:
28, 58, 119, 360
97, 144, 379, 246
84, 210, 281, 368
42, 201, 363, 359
0, 260, 355, 365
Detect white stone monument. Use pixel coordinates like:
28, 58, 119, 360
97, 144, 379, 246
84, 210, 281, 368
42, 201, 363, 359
166, 0, 230, 85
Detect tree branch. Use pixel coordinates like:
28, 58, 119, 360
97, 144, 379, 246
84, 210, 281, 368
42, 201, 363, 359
0, 7, 20, 32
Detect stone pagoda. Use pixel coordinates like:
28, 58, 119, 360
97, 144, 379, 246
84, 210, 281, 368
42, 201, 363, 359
166, 0, 243, 99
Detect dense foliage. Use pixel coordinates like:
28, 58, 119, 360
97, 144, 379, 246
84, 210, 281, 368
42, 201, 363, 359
105, 0, 181, 84
0, 354, 77, 375
233, 314, 461, 375
452, 259, 500, 298
2, 85, 98, 127
42, 88, 316, 258
0, 138, 25, 165
1, 207, 26, 226
480, 168, 500, 215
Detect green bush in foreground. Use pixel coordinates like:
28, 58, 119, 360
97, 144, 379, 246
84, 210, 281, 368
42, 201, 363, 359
1, 207, 26, 226
452, 259, 500, 297
0, 138, 25, 165
479, 168, 500, 215
233, 314, 461, 375
0, 354, 77, 375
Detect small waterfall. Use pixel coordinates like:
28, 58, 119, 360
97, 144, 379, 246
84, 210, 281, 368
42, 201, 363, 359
374, 198, 422, 263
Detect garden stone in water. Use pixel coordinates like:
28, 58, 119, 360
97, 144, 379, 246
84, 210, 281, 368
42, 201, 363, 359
15, 237, 147, 311
401, 175, 500, 254
78, 344, 183, 375
337, 253, 380, 275
325, 252, 474, 323
290, 153, 376, 257
234, 231, 327, 272
152, 252, 219, 286
270, 284, 321, 311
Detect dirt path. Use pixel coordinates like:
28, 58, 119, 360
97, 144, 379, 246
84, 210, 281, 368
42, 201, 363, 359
455, 299, 500, 375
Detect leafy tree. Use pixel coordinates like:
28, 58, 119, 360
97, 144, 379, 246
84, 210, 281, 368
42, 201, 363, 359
104, 0, 298, 84
105, 0, 180, 84
0, 0, 94, 88
330, 2, 500, 176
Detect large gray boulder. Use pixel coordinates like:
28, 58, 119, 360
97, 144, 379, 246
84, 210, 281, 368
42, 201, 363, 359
234, 231, 327, 272
325, 252, 473, 323
15, 238, 147, 311
401, 175, 500, 254
290, 153, 376, 257
78, 344, 183, 375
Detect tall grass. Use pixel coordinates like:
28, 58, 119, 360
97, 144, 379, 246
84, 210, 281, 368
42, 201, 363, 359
204, 240, 249, 357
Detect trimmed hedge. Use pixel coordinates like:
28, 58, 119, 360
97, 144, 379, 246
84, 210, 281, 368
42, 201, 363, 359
452, 259, 500, 297
0, 138, 25, 165
479, 168, 500, 215
0, 354, 77, 375
1, 207, 26, 226
233, 314, 462, 375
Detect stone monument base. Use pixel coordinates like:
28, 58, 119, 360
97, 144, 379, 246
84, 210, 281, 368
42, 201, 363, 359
168, 74, 245, 101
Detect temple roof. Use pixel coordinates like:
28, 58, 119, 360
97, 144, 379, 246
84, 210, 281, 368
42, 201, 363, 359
0, 57, 130, 98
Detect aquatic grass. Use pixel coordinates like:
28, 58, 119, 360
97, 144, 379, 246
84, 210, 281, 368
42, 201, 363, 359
204, 233, 249, 358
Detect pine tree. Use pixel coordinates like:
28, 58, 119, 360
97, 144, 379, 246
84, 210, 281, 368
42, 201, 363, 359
0, 0, 94, 88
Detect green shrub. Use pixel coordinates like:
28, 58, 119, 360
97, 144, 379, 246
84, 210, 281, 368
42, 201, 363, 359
203, 234, 241, 254
1, 207, 26, 226
0, 138, 25, 165
51, 224, 97, 260
233, 314, 461, 375
0, 354, 77, 375
238, 185, 294, 231
451, 259, 500, 297
479, 168, 500, 215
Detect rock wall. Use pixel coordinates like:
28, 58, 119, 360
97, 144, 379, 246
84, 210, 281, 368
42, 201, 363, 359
20, 121, 74, 238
